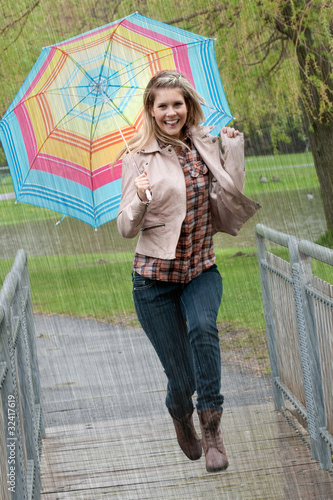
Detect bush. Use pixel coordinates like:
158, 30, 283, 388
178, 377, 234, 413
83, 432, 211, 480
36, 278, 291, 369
316, 230, 333, 250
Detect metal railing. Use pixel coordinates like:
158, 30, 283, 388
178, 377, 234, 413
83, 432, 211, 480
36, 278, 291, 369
256, 223, 333, 471
0, 249, 44, 499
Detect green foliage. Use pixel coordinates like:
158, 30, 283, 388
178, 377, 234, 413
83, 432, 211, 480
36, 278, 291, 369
316, 230, 333, 250
1, 1, 331, 133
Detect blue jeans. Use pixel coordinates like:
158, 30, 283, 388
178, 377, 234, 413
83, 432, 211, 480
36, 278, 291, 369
132, 264, 223, 418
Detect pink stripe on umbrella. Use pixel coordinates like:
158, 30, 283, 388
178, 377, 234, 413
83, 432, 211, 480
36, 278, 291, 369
121, 19, 194, 81
15, 104, 37, 164
18, 48, 58, 105
31, 153, 122, 191
32, 154, 93, 189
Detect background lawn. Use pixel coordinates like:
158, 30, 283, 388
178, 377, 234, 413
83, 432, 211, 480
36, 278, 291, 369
1, 150, 331, 372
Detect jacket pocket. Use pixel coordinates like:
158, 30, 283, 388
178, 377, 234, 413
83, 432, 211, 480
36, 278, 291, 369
140, 223, 165, 232
190, 163, 209, 192
190, 163, 208, 178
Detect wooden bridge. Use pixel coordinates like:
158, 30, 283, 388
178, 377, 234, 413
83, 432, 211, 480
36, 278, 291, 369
1, 229, 333, 499
36, 314, 333, 499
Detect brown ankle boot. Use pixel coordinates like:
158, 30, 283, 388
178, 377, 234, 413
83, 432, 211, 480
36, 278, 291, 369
170, 411, 202, 460
198, 409, 229, 472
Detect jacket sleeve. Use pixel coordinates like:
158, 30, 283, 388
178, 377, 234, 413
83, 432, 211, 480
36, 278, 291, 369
116, 154, 150, 239
220, 132, 246, 193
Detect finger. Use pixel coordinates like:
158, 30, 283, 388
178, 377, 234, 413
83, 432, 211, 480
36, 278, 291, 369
135, 179, 151, 192
135, 177, 150, 187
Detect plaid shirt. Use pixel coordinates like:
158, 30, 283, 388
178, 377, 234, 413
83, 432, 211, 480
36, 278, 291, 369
133, 133, 215, 283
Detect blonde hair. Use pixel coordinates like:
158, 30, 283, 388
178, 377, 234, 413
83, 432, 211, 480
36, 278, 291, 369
114, 70, 205, 162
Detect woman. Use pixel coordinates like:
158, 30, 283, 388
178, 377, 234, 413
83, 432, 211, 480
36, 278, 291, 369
116, 70, 259, 473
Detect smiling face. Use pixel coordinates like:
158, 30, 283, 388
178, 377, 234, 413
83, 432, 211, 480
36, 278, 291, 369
150, 88, 188, 140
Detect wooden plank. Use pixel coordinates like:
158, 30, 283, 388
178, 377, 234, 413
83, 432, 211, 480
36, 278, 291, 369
35, 315, 333, 500
40, 402, 333, 500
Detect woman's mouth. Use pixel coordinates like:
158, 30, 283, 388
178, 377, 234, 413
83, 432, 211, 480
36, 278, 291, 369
165, 120, 179, 126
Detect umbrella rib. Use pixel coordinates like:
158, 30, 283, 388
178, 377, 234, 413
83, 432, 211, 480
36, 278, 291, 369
15, 88, 108, 201
1, 13, 233, 229
15, 37, 219, 201
103, 42, 203, 102
86, 16, 133, 228
88, 92, 104, 228
8, 40, 208, 118
112, 40, 203, 78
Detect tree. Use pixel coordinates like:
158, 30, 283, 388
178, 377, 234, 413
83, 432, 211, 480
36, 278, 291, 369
273, 1, 333, 235
1, 0, 332, 234
0, 1, 41, 51
164, 0, 333, 235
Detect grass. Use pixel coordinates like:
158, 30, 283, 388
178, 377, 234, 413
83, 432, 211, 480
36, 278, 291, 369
0, 198, 61, 225
0, 152, 317, 226
1, 244, 331, 373
316, 230, 333, 250
243, 151, 318, 196
0, 249, 267, 368
1, 150, 331, 372
0, 174, 13, 194
0, 249, 265, 330
0, 175, 61, 225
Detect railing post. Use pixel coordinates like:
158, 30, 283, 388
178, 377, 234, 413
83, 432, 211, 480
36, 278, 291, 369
0, 249, 44, 498
13, 251, 45, 443
294, 249, 332, 470
0, 275, 28, 500
287, 237, 323, 462
256, 229, 284, 410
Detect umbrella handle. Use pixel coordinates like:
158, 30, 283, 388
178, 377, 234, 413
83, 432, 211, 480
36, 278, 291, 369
145, 189, 152, 202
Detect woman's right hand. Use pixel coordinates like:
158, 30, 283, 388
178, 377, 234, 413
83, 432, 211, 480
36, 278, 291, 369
134, 172, 151, 202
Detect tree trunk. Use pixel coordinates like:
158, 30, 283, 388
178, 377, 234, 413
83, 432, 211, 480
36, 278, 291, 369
307, 121, 333, 234
294, 26, 333, 234
275, 3, 333, 234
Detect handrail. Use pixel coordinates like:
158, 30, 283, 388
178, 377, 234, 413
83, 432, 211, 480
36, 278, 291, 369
298, 239, 333, 266
0, 249, 44, 500
256, 224, 333, 471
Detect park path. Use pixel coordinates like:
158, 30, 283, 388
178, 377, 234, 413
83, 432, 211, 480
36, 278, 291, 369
34, 314, 333, 499
0, 191, 15, 201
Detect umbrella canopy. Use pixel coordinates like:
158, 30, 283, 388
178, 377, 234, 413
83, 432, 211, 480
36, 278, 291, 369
0, 12, 233, 228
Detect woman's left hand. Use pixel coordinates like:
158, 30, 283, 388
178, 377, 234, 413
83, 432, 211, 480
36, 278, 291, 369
221, 126, 240, 138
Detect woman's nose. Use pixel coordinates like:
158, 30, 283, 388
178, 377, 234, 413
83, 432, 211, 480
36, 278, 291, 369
166, 107, 176, 116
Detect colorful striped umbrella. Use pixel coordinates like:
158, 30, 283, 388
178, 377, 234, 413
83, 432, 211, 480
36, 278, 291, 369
0, 12, 233, 228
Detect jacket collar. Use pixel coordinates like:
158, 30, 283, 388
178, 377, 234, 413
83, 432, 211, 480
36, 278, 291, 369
140, 125, 215, 154
189, 125, 214, 139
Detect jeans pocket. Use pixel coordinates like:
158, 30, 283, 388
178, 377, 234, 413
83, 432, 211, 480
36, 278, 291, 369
132, 272, 155, 291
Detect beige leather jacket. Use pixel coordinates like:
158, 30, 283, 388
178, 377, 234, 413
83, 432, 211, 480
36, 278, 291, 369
117, 126, 260, 260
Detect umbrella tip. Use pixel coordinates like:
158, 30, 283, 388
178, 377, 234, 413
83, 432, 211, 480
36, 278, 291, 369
55, 214, 66, 226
